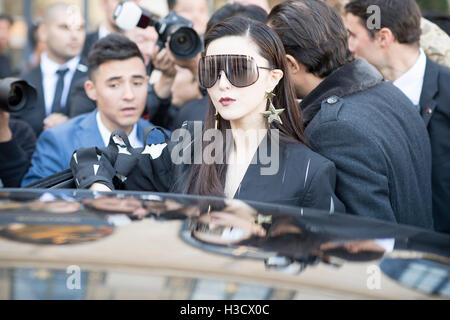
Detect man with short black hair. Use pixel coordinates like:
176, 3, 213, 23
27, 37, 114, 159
21, 34, 166, 186
268, 0, 433, 229
345, 0, 450, 234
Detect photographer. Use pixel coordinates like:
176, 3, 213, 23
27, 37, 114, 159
149, 3, 269, 130
0, 109, 36, 187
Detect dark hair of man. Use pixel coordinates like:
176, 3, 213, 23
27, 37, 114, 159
87, 34, 145, 80
206, 3, 268, 32
185, 16, 307, 197
0, 14, 14, 25
267, 0, 353, 78
345, 0, 422, 45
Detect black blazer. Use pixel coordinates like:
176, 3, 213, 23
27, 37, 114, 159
0, 119, 36, 187
70, 122, 345, 213
0, 54, 12, 78
420, 58, 450, 234
80, 31, 100, 62
12, 61, 88, 137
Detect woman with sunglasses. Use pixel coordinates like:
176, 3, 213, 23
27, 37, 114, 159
71, 17, 345, 213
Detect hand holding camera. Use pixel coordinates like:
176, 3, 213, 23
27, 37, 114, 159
114, 1, 203, 60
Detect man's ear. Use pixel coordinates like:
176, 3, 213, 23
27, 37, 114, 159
286, 54, 301, 75
40, 24, 48, 43
376, 28, 394, 48
84, 80, 97, 101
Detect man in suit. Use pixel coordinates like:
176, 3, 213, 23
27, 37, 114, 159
0, 110, 36, 188
70, 22, 160, 118
21, 34, 166, 186
13, 3, 87, 137
344, 0, 450, 234
80, 0, 141, 62
268, 0, 433, 229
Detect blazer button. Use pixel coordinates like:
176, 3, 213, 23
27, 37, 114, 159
426, 108, 433, 115
327, 96, 338, 104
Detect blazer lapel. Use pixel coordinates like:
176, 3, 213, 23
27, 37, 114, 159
67, 63, 88, 98
233, 134, 276, 201
419, 58, 439, 128
33, 66, 47, 122
76, 111, 104, 148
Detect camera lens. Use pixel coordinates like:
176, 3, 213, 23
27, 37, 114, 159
169, 27, 202, 59
9, 84, 23, 107
0, 78, 36, 113
177, 36, 186, 44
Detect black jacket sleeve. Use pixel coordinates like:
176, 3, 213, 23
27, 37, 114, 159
68, 76, 96, 118
0, 119, 36, 187
301, 159, 346, 213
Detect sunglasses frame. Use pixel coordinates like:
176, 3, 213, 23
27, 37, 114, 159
198, 54, 273, 89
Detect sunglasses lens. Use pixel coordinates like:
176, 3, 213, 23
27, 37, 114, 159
198, 55, 260, 88
198, 56, 218, 88
228, 56, 259, 87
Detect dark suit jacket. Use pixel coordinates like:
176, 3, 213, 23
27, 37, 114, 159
0, 54, 12, 78
12, 61, 88, 137
420, 58, 450, 234
68, 75, 96, 118
80, 31, 99, 62
301, 59, 433, 230
0, 119, 36, 187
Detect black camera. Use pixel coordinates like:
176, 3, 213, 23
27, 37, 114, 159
0, 78, 36, 113
114, 1, 203, 59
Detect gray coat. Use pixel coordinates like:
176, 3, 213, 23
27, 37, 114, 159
301, 58, 433, 229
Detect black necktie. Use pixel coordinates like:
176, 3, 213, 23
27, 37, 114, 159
51, 68, 69, 114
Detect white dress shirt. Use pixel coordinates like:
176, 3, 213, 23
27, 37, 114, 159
96, 111, 143, 148
98, 23, 111, 40
40, 53, 81, 116
393, 48, 427, 108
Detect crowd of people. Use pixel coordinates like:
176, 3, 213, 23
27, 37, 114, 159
0, 0, 449, 235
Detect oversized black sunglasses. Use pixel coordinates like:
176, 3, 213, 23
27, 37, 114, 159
198, 54, 273, 89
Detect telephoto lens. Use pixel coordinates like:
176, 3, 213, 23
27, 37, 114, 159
114, 1, 203, 59
0, 78, 37, 113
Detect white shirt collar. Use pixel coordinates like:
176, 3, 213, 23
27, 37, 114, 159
40, 52, 80, 76
393, 48, 427, 107
40, 53, 82, 115
98, 23, 111, 40
96, 111, 142, 148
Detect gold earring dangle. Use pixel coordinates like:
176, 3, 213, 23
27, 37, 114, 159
215, 111, 219, 130
262, 91, 285, 125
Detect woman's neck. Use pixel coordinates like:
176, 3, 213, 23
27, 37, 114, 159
229, 114, 266, 156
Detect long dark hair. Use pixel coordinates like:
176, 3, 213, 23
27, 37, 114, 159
268, 0, 354, 78
185, 16, 307, 197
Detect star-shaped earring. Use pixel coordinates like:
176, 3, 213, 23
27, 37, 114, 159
262, 92, 285, 125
